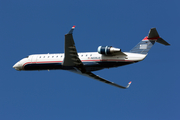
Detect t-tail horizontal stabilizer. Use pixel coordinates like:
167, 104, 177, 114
148, 28, 170, 46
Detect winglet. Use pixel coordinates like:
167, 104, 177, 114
72, 25, 75, 29
67, 25, 75, 34
126, 81, 132, 88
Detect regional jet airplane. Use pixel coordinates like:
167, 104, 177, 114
13, 26, 170, 89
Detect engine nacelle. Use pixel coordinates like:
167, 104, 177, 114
97, 46, 121, 55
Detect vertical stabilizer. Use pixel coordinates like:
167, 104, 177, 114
148, 28, 159, 38
130, 28, 170, 54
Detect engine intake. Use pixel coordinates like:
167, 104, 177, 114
97, 46, 121, 55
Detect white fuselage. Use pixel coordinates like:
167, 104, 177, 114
12, 26, 169, 89
13, 52, 147, 71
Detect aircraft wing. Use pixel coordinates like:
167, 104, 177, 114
84, 72, 131, 89
64, 26, 131, 89
63, 26, 86, 73
70, 70, 131, 89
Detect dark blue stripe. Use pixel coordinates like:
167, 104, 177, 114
24, 61, 136, 71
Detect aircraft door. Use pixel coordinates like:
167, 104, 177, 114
31, 55, 37, 63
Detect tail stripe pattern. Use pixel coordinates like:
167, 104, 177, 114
130, 38, 156, 54
129, 28, 169, 54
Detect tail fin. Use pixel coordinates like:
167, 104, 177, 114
130, 28, 170, 54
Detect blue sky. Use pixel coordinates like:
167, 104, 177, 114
0, 0, 179, 119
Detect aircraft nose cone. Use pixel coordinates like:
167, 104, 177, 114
13, 62, 22, 71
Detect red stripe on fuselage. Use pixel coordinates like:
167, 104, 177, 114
143, 36, 160, 41
22, 59, 134, 70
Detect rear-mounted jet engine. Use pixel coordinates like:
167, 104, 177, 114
97, 46, 121, 55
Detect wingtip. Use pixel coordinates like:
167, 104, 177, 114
72, 25, 75, 29
126, 81, 132, 88
67, 25, 75, 34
